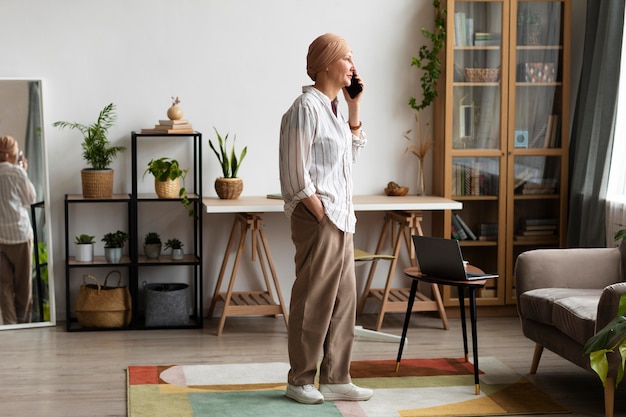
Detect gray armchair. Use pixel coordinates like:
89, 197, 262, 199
515, 240, 626, 417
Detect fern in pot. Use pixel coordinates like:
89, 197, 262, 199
53, 103, 125, 199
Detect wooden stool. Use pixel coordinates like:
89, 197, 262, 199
208, 213, 288, 336
357, 211, 449, 331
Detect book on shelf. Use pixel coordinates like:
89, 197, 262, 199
154, 123, 193, 130
266, 193, 283, 200
518, 229, 556, 236
524, 224, 558, 231
524, 218, 558, 227
454, 213, 478, 240
478, 222, 498, 241
514, 234, 557, 241
140, 128, 195, 134
158, 119, 189, 125
451, 214, 469, 240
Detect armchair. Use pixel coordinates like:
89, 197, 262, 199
515, 240, 626, 417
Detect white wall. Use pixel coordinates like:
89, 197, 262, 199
1, 0, 437, 320
1, 0, 586, 322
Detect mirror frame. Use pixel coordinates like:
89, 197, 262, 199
0, 78, 56, 330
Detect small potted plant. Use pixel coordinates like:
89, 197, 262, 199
52, 103, 126, 199
143, 232, 162, 259
143, 157, 193, 216
74, 234, 95, 262
209, 127, 247, 199
164, 238, 184, 261
102, 230, 129, 263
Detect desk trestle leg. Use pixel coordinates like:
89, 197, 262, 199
357, 211, 449, 331
208, 213, 289, 336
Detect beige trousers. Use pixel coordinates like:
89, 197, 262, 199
287, 203, 356, 386
0, 240, 33, 324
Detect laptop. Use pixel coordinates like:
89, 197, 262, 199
411, 235, 499, 281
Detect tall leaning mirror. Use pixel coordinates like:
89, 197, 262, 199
0, 79, 55, 329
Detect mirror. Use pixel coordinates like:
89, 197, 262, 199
0, 79, 55, 329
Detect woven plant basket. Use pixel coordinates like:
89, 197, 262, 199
464, 67, 500, 83
155, 177, 180, 199
81, 169, 114, 199
215, 177, 243, 199
74, 271, 131, 328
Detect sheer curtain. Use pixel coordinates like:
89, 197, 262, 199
567, 1, 625, 248
606, 10, 626, 247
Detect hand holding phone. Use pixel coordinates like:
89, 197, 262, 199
17, 150, 24, 167
346, 73, 363, 99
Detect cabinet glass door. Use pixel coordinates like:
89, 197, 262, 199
508, 0, 569, 303
514, 1, 564, 150
452, 1, 504, 150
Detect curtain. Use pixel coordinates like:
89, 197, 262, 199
605, 15, 626, 248
567, 0, 625, 247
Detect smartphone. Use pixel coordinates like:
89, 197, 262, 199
346, 73, 363, 99
17, 150, 23, 167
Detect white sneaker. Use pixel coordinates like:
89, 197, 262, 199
319, 383, 373, 401
285, 383, 324, 404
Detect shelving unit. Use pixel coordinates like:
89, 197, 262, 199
432, 0, 570, 307
64, 131, 203, 331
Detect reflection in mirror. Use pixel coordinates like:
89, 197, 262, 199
0, 79, 55, 329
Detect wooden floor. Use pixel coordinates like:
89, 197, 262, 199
1, 313, 624, 417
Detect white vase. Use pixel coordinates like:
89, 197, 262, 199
75, 243, 94, 262
171, 248, 184, 261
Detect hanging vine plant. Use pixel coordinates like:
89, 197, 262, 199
409, 0, 447, 112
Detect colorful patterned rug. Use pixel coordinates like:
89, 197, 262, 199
127, 357, 569, 417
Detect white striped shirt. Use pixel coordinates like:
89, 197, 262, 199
0, 161, 36, 244
279, 86, 366, 233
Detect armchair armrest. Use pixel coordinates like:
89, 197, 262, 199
596, 282, 626, 331
515, 247, 623, 303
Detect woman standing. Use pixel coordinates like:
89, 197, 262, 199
279, 33, 372, 405
0, 136, 36, 324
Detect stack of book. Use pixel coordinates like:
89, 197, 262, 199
515, 218, 558, 241
140, 119, 194, 134
478, 223, 498, 241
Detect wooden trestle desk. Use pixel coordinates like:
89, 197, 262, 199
203, 195, 462, 336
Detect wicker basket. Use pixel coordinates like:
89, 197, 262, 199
464, 67, 500, 83
75, 271, 131, 328
215, 177, 243, 199
81, 169, 114, 199
155, 177, 180, 199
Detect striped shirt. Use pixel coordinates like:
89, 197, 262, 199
279, 86, 366, 233
0, 161, 36, 244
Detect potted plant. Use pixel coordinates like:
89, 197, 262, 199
101, 230, 129, 263
164, 238, 184, 261
143, 157, 193, 216
143, 232, 162, 259
406, 0, 445, 195
74, 234, 95, 262
583, 227, 626, 388
52, 103, 125, 199
208, 127, 247, 199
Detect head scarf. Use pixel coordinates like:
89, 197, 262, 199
306, 33, 350, 81
0, 136, 17, 161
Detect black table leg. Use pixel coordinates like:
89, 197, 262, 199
458, 286, 468, 362
395, 278, 418, 371
469, 287, 480, 394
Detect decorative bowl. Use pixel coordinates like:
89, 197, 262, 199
384, 182, 409, 196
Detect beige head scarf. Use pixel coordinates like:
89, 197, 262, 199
0, 136, 18, 162
306, 33, 350, 81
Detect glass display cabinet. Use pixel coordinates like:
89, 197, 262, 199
432, 0, 570, 307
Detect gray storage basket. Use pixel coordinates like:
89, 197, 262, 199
143, 282, 189, 327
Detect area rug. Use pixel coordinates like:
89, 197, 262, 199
127, 357, 569, 417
